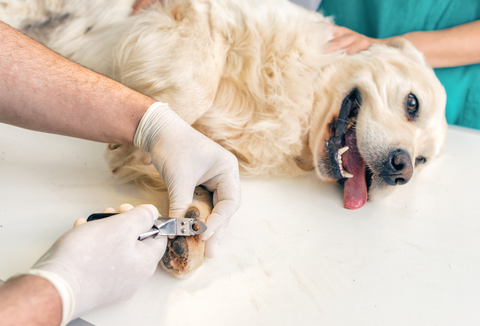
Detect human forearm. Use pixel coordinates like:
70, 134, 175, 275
0, 275, 62, 326
390, 20, 480, 68
0, 21, 155, 144
326, 20, 480, 68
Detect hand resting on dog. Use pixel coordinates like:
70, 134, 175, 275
325, 20, 480, 68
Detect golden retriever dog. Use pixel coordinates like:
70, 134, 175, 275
1, 0, 447, 276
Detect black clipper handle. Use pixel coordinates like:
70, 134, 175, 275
86, 213, 119, 222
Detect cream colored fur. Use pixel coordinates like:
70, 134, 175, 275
1, 0, 448, 202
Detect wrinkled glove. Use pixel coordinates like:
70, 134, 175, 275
27, 205, 167, 326
134, 102, 241, 258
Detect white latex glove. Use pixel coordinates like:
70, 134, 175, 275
134, 102, 241, 258
27, 205, 167, 326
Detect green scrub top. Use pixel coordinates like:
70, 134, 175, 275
318, 0, 480, 130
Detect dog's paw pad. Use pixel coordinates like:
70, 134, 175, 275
162, 237, 189, 271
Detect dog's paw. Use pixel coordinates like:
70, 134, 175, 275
105, 143, 167, 193
161, 186, 213, 278
105, 144, 152, 175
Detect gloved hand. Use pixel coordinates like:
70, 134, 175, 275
134, 102, 242, 258
27, 205, 167, 326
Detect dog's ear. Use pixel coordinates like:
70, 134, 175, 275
386, 37, 427, 66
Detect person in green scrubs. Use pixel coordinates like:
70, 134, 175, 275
318, 0, 480, 130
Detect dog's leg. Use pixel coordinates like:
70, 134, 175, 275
104, 143, 169, 194
104, 154, 214, 278
161, 185, 213, 278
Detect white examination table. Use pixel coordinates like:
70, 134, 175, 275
1, 124, 479, 326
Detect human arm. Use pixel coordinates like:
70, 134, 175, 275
0, 275, 62, 326
0, 205, 167, 326
0, 20, 155, 144
324, 20, 480, 68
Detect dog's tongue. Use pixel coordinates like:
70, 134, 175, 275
343, 128, 367, 209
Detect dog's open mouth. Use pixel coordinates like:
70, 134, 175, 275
323, 88, 372, 209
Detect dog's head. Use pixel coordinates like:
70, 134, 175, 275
310, 38, 447, 209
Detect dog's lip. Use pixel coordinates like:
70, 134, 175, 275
330, 88, 362, 182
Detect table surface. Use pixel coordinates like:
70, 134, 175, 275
1, 123, 479, 326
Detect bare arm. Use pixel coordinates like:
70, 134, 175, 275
401, 20, 480, 68
0, 21, 155, 145
325, 20, 480, 68
0, 275, 62, 326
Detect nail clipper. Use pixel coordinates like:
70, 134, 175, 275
86, 213, 207, 240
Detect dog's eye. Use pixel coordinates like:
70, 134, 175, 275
415, 156, 426, 166
405, 93, 419, 121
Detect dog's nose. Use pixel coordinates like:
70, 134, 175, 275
380, 149, 413, 186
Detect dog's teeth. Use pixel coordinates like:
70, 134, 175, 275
338, 147, 350, 178
347, 116, 357, 129
338, 146, 349, 156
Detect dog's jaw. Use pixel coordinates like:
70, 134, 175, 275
314, 88, 370, 209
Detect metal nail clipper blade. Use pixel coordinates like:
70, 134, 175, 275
86, 213, 207, 240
